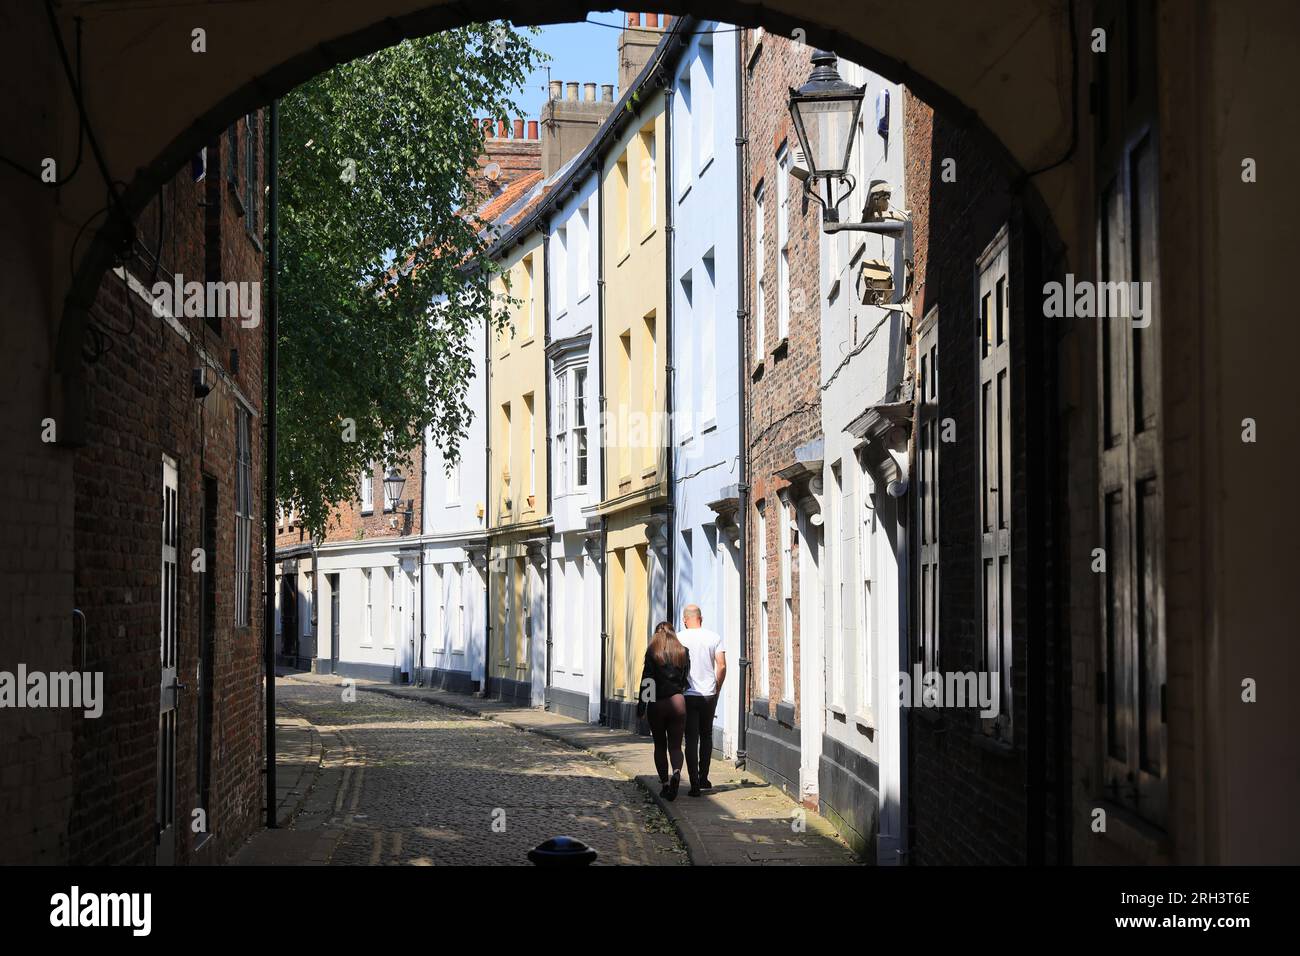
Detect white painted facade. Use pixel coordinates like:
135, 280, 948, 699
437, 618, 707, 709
670, 22, 743, 758
421, 307, 490, 693
816, 62, 909, 862
545, 161, 604, 722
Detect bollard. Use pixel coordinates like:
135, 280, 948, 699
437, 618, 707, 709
527, 835, 598, 866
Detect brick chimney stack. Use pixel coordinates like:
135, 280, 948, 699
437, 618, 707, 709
471, 114, 542, 202
540, 76, 617, 178
618, 13, 669, 96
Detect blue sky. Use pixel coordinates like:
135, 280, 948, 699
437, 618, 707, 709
509, 13, 627, 120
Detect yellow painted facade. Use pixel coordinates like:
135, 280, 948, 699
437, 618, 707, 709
598, 94, 669, 717
488, 230, 550, 693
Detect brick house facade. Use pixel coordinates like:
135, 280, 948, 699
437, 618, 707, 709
65, 117, 267, 865
903, 90, 1065, 865
740, 29, 825, 799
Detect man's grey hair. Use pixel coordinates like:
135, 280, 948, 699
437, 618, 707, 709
683, 604, 703, 623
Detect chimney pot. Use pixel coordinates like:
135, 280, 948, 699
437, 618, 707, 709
626, 12, 639, 27
583, 83, 596, 102
514, 118, 524, 139
646, 13, 659, 28
527, 120, 538, 140
497, 119, 508, 138
565, 82, 579, 101
482, 118, 494, 136
602, 84, 614, 102
548, 79, 562, 100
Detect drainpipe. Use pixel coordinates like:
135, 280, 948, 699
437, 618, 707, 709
595, 159, 608, 725
663, 84, 675, 623
264, 97, 279, 828
483, 283, 492, 696
542, 223, 554, 706
419, 423, 427, 685
734, 28, 750, 769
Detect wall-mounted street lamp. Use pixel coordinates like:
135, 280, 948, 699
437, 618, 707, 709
382, 467, 414, 526
788, 49, 866, 225
789, 49, 914, 305
788, 50, 911, 241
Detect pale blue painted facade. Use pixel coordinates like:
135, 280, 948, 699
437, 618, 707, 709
670, 22, 744, 758
545, 159, 604, 723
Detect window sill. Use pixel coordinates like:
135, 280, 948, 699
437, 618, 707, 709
576, 291, 592, 306
776, 700, 796, 727
359, 643, 373, 649
640, 466, 658, 481
677, 182, 692, 203
751, 359, 765, 380
639, 226, 657, 246
853, 710, 875, 733
698, 154, 714, 178
751, 696, 770, 718
828, 278, 841, 303
520, 336, 535, 349
361, 508, 373, 516
617, 250, 631, 268
1093, 799, 1172, 862
971, 729, 1016, 758
554, 308, 568, 322
701, 419, 717, 434
772, 337, 789, 361
828, 703, 847, 722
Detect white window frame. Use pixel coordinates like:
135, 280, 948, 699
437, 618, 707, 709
780, 502, 794, 703
362, 568, 374, 647
556, 372, 569, 496
776, 144, 791, 341
576, 204, 591, 300
384, 566, 396, 648
360, 463, 374, 514
754, 182, 766, 357
234, 408, 252, 627
553, 226, 568, 315
756, 500, 770, 699
698, 36, 715, 172
858, 465, 876, 718
573, 366, 589, 490
677, 74, 693, 198
701, 250, 717, 428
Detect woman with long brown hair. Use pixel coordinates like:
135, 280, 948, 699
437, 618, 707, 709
637, 621, 690, 800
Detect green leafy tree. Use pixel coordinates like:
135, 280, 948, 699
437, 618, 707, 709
278, 24, 544, 537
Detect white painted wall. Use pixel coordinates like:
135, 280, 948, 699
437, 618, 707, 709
670, 22, 742, 757
817, 61, 908, 859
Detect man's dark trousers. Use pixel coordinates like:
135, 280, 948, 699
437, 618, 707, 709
685, 693, 719, 786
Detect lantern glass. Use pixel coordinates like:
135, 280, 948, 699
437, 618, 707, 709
788, 51, 865, 181
383, 470, 405, 511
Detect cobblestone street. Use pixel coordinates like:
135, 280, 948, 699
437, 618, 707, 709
276, 681, 686, 866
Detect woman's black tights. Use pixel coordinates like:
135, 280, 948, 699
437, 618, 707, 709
647, 693, 686, 781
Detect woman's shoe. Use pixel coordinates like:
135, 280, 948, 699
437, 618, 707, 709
666, 771, 681, 801
659, 778, 671, 797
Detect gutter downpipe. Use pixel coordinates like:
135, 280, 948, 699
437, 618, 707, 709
543, 220, 554, 706
482, 280, 493, 697
264, 98, 279, 828
595, 158, 609, 726
419, 422, 427, 685
734, 27, 750, 770
663, 77, 675, 624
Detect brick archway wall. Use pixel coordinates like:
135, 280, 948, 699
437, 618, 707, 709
23, 0, 1075, 414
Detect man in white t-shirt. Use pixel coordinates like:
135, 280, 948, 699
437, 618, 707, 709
677, 604, 726, 796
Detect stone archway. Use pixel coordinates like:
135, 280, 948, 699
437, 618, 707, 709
9, 1, 1077, 430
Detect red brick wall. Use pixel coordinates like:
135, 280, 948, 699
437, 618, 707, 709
903, 91, 1064, 865
742, 31, 824, 719
69, 116, 266, 865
